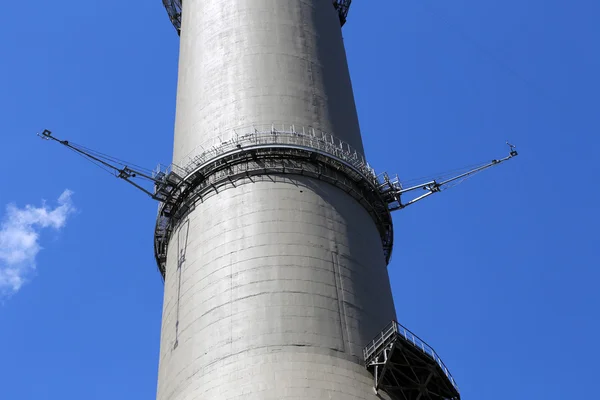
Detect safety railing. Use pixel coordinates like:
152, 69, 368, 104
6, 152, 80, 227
169, 124, 378, 185
364, 321, 459, 392
333, 0, 352, 25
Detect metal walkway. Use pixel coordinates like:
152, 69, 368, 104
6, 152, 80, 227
151, 125, 394, 278
363, 321, 460, 400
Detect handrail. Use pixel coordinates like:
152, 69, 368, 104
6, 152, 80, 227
364, 321, 459, 392
158, 124, 378, 187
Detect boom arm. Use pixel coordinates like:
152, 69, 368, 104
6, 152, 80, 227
39, 129, 518, 213
37, 129, 174, 201
379, 143, 518, 211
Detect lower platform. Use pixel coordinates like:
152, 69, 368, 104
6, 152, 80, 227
363, 321, 460, 400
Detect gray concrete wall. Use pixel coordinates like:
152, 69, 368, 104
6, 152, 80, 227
171, 0, 365, 166
157, 1, 397, 399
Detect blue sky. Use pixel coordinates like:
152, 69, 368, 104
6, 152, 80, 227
0, 0, 598, 399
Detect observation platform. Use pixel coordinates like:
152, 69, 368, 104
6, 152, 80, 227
151, 124, 394, 279
149, 122, 516, 278
161, 0, 353, 34
363, 321, 460, 400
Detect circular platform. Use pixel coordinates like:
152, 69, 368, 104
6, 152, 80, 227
152, 126, 393, 279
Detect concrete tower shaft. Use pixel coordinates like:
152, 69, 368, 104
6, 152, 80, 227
156, 1, 398, 399
172, 0, 364, 165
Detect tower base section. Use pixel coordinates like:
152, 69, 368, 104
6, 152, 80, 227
160, 348, 394, 400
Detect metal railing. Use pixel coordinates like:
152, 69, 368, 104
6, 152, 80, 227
162, 0, 182, 33
364, 321, 459, 392
167, 124, 378, 185
333, 0, 353, 25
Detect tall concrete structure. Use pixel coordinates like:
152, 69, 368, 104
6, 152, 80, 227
155, 1, 398, 399
40, 1, 517, 397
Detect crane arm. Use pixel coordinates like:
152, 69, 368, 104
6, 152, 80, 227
38, 129, 166, 200
39, 129, 518, 212
381, 143, 518, 211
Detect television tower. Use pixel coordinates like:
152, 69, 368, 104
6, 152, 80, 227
157, 1, 400, 398
40, 1, 518, 398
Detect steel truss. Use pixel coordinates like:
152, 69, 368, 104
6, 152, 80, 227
364, 321, 460, 400
161, 0, 353, 34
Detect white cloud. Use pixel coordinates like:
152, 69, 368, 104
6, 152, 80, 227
0, 190, 75, 296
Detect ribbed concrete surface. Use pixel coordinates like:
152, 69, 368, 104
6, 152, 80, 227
157, 1, 397, 399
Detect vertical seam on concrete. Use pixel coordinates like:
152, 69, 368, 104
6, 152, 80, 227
174, 236, 182, 350
229, 253, 233, 349
335, 251, 353, 357
326, 197, 350, 355
174, 220, 190, 350
331, 251, 347, 353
